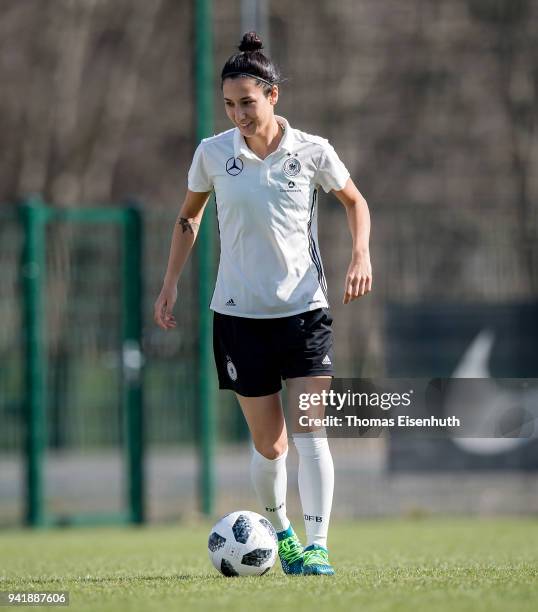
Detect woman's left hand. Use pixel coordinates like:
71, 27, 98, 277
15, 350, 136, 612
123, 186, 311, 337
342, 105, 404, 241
343, 251, 372, 304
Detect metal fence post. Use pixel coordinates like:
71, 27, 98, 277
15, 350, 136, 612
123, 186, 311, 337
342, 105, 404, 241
20, 196, 47, 527
123, 203, 145, 524
195, 0, 216, 516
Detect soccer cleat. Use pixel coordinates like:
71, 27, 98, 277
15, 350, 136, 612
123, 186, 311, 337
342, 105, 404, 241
276, 526, 304, 575
302, 544, 335, 575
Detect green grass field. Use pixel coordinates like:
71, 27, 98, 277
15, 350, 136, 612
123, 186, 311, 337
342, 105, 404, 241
1, 518, 537, 612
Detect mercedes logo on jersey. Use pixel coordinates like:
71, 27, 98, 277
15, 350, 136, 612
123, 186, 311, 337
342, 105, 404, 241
283, 157, 301, 177
226, 157, 243, 176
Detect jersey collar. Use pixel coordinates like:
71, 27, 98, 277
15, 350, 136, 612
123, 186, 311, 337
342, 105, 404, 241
233, 115, 295, 160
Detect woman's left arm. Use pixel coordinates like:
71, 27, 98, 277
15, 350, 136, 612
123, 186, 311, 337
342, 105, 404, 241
331, 178, 372, 304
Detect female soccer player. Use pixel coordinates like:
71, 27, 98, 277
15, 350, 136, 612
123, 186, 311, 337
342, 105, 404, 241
154, 32, 372, 576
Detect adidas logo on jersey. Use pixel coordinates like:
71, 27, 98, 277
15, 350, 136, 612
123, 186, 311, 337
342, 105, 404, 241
225, 298, 236, 306
322, 354, 332, 365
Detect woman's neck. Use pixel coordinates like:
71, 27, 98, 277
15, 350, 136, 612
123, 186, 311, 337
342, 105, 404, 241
245, 117, 283, 160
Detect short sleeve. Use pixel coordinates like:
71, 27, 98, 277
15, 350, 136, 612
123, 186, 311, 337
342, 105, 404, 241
315, 142, 350, 193
187, 142, 213, 192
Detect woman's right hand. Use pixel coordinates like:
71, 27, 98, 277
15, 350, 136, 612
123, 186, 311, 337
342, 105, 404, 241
154, 285, 177, 330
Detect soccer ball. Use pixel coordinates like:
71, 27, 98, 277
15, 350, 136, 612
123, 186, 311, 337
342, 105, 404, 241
208, 510, 278, 577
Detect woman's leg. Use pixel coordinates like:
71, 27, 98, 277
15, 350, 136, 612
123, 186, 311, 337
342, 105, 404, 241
236, 391, 290, 532
286, 376, 334, 550
237, 391, 305, 574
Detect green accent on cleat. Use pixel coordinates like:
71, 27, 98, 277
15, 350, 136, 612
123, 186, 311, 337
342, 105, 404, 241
277, 527, 304, 575
302, 544, 335, 575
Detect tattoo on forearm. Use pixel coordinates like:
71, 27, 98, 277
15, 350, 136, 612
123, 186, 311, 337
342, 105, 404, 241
177, 217, 199, 235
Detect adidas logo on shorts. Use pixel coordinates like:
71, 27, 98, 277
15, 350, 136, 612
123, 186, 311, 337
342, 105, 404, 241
225, 298, 236, 306
322, 354, 332, 366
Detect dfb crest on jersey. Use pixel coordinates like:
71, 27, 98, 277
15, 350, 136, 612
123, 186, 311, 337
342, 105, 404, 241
283, 157, 301, 177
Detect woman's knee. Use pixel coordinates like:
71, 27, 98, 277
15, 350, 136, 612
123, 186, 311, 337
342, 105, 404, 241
254, 439, 288, 460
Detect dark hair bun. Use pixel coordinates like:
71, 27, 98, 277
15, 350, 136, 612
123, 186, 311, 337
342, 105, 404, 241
239, 31, 263, 53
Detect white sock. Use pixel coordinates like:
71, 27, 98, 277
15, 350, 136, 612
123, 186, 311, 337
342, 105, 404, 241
250, 446, 290, 533
293, 431, 334, 548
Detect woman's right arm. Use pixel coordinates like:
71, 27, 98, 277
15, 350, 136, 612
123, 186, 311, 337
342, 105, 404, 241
153, 189, 212, 330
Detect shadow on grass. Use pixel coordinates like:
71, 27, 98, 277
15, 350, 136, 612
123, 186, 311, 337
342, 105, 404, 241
6, 574, 222, 584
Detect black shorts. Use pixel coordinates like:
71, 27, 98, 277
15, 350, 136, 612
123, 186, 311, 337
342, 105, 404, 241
213, 308, 334, 397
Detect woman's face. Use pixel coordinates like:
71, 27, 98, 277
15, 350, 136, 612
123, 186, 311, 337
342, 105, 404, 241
222, 77, 278, 137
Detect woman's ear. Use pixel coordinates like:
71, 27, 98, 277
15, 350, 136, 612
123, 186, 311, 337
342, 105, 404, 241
269, 85, 279, 106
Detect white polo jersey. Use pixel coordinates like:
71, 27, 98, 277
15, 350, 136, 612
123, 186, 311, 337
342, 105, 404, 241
188, 115, 350, 318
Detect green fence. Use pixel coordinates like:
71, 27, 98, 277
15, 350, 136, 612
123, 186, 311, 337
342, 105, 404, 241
0, 196, 248, 527
20, 197, 144, 526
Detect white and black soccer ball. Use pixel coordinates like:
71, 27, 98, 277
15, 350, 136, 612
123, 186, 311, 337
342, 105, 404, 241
208, 510, 278, 577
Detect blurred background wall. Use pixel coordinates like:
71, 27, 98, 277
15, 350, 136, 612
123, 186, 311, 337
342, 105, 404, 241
1, 0, 537, 526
